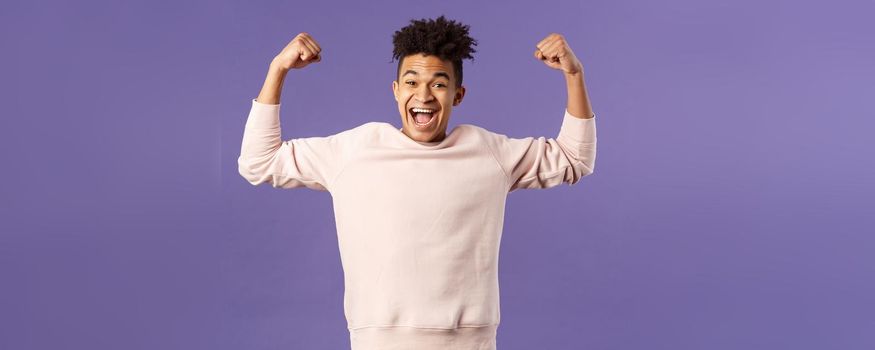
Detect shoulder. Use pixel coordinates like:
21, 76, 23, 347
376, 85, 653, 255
454, 123, 526, 144
327, 121, 397, 147
452, 123, 506, 156
326, 122, 383, 139
357, 121, 395, 138
454, 123, 497, 139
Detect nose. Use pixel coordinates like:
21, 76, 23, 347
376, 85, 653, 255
414, 85, 434, 103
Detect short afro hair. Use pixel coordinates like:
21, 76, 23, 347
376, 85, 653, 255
392, 15, 478, 88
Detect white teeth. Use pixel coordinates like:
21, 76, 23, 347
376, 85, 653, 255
411, 108, 435, 114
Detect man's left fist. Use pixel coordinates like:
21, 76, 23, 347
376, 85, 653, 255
534, 33, 583, 75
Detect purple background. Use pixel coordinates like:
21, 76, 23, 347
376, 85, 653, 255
2, 0, 873, 349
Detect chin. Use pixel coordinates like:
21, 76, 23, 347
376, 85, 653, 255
407, 129, 434, 142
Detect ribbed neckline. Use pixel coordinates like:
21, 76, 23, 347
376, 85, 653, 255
382, 123, 461, 149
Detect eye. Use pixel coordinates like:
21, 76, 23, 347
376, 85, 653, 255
405, 81, 415, 86
433, 83, 446, 88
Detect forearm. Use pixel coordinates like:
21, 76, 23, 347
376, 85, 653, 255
255, 60, 290, 105
564, 71, 594, 119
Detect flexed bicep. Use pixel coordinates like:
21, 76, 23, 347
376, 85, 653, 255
237, 99, 347, 192
489, 111, 597, 192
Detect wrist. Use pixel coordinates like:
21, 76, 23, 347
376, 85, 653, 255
563, 69, 584, 80
269, 57, 290, 74
564, 71, 584, 88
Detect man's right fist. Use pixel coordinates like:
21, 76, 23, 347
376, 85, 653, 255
271, 32, 322, 71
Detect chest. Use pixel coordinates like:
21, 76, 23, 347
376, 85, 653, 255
331, 147, 507, 215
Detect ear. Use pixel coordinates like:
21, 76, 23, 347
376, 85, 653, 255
392, 80, 399, 101
453, 85, 466, 106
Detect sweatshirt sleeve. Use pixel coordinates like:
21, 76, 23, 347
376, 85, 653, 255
237, 98, 347, 191
487, 109, 597, 192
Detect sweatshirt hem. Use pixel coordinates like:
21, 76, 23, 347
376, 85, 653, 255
348, 324, 498, 350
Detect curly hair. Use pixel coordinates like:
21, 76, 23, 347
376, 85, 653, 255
392, 15, 478, 88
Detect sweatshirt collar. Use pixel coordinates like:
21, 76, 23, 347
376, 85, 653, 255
388, 124, 459, 149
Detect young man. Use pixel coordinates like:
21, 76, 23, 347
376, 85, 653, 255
238, 16, 596, 350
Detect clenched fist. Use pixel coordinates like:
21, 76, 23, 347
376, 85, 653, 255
534, 33, 583, 75
271, 32, 322, 71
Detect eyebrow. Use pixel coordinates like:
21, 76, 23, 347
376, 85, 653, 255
402, 70, 451, 81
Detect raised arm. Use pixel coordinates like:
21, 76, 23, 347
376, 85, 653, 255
534, 33, 593, 120
256, 32, 321, 104
488, 33, 597, 192
238, 33, 346, 191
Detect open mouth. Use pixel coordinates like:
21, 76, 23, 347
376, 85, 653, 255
409, 107, 438, 128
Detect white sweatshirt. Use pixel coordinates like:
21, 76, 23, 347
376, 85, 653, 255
238, 99, 597, 349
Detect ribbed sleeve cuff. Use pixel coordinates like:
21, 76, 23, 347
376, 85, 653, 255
245, 98, 281, 129
558, 109, 596, 144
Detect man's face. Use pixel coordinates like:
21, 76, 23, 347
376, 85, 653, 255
392, 53, 466, 143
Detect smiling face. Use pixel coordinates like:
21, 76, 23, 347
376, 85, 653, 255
392, 53, 466, 143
